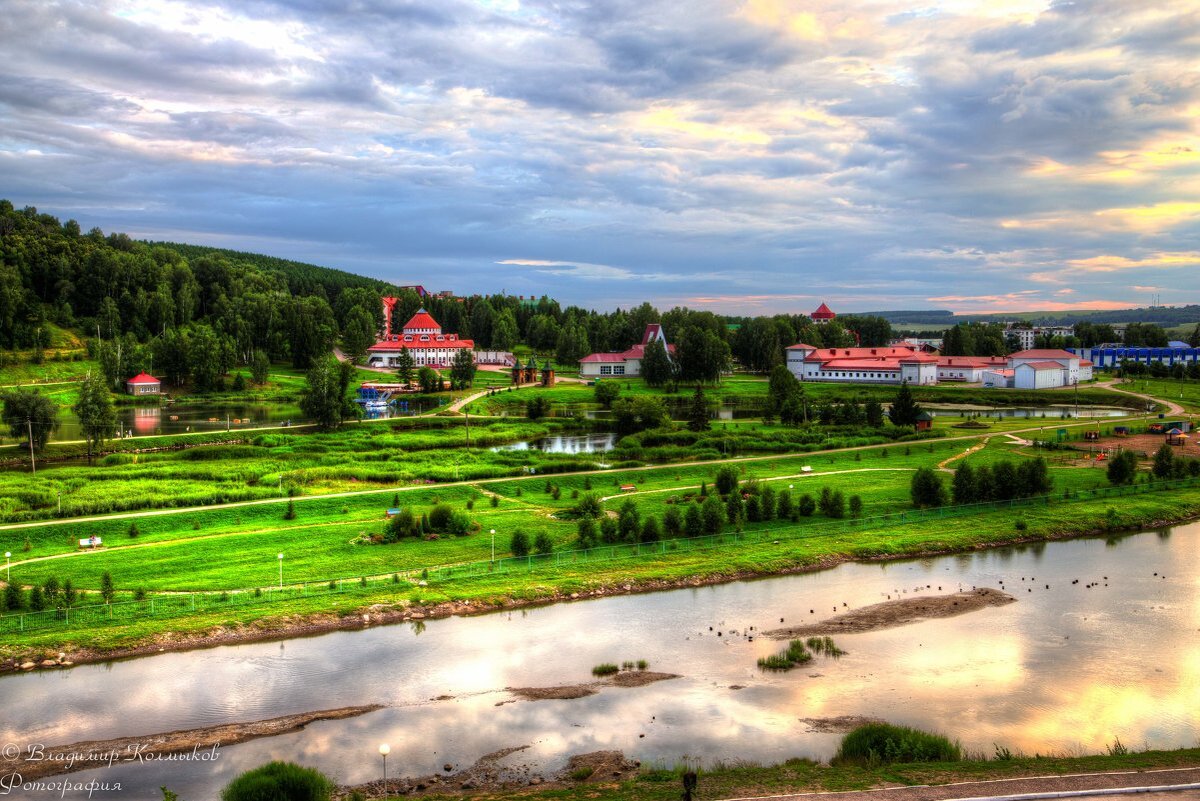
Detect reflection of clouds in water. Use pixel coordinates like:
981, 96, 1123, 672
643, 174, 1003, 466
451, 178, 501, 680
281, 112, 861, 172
6, 527, 1200, 798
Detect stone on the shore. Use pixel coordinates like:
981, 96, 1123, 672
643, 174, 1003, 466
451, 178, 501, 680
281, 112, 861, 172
20, 662, 35, 670
443, 763, 452, 772
40, 659, 57, 668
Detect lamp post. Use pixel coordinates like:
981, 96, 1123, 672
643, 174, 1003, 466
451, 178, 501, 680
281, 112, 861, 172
490, 529, 496, 563
379, 743, 390, 793
277, 553, 283, 588
4, 552, 9, 582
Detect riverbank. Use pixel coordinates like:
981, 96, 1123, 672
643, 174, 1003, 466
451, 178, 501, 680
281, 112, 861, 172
334, 748, 1200, 801
5, 486, 1200, 670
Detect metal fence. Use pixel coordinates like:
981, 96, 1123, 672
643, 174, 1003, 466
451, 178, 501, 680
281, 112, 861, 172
3, 475, 1198, 636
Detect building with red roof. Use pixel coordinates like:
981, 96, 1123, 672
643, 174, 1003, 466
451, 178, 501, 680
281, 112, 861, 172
810, 302, 836, 324
580, 324, 675, 378
367, 307, 474, 369
125, 372, 161, 395
785, 344, 937, 385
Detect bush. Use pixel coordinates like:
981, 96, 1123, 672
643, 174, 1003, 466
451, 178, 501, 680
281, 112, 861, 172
510, 531, 530, 557
797, 493, 816, 517
833, 723, 961, 766
591, 663, 619, 676
220, 761, 335, 801
428, 503, 454, 531
714, 465, 739, 496
533, 532, 554, 555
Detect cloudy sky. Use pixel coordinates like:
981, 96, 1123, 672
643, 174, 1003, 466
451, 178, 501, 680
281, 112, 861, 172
2, 0, 1198, 314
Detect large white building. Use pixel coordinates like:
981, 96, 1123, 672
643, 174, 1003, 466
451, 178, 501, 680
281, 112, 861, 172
786, 344, 938, 385
996, 349, 1093, 389
366, 307, 475, 368
579, 324, 674, 378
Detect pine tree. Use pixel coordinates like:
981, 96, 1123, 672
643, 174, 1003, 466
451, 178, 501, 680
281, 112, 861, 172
100, 571, 115, 604
396, 347, 416, 385
888, 380, 922, 427
687, 385, 710, 432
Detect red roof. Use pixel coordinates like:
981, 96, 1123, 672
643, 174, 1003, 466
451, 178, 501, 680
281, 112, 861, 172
821, 359, 901, 371
811, 302, 835, 319
401, 308, 441, 332
580, 342, 677, 364
641, 323, 664, 345
126, 372, 160, 384
369, 333, 474, 351
899, 353, 938, 363
579, 353, 628, 363
937, 357, 1005, 368
786, 343, 820, 351
798, 346, 919, 363
1009, 349, 1077, 360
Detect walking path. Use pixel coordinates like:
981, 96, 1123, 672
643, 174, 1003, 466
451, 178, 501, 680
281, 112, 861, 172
1095, 379, 1185, 416
714, 766, 1200, 801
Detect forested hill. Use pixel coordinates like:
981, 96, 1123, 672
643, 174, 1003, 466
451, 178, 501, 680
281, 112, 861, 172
0, 200, 406, 377
155, 242, 394, 300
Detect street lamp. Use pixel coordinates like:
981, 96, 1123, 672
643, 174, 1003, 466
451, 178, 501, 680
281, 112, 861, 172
379, 743, 390, 793
277, 553, 284, 588
4, 552, 9, 582
490, 529, 496, 562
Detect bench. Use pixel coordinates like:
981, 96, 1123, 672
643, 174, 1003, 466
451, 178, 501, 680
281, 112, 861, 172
79, 537, 102, 548
619, 484, 636, 492
800, 466, 813, 473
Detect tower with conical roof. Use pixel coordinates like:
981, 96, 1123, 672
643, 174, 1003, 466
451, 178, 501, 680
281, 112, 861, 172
811, 302, 836, 325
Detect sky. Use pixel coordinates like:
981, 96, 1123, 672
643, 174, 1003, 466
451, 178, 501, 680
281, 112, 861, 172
1, 0, 1198, 315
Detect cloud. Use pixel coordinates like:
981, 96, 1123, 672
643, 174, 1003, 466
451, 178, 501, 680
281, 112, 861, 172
2, 0, 1199, 311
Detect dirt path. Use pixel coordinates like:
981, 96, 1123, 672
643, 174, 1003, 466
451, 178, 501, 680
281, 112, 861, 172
0, 705, 381, 782
765, 588, 1015, 636
1097, 378, 1185, 416
937, 437, 990, 470
598, 468, 918, 502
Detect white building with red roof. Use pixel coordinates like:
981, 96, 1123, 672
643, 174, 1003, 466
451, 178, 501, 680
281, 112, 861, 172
786, 344, 937, 385
125, 372, 161, 395
367, 307, 474, 368
810, 302, 836, 324
579, 324, 674, 378
936, 356, 1008, 383
1007, 348, 1092, 389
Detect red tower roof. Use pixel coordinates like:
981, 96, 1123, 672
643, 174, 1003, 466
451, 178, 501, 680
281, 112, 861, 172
126, 372, 160, 384
811, 302, 836, 320
401, 308, 441, 333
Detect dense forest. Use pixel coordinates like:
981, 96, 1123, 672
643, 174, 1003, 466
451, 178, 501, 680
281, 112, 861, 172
0, 201, 904, 385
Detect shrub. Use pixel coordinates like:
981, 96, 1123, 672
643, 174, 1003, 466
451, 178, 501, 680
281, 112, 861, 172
490, 494, 499, 507
220, 761, 335, 801
283, 500, 296, 520
133, 587, 147, 601
714, 465, 739, 496
573, 493, 603, 518
797, 493, 816, 517
428, 503, 454, 531
510, 530, 531, 557
833, 723, 961, 766
533, 532, 553, 555
128, 522, 140, 538
592, 663, 619, 677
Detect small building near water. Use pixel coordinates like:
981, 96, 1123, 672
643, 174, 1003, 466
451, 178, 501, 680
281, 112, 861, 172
125, 372, 161, 395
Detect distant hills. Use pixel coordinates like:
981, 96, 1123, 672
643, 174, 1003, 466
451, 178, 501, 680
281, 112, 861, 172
864, 307, 1200, 327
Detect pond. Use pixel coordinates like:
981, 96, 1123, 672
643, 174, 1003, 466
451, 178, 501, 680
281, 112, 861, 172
491, 433, 617, 454
3, 524, 1197, 798
926, 405, 1134, 420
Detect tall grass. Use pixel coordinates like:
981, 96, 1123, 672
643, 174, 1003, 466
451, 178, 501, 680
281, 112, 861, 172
833, 723, 961, 766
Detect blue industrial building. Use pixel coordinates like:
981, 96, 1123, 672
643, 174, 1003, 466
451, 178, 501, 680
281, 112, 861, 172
1073, 345, 1200, 369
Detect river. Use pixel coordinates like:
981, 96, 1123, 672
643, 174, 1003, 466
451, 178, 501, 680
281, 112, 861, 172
2, 525, 1197, 798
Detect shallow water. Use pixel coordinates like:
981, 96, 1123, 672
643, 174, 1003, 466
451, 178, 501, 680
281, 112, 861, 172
2, 525, 1197, 798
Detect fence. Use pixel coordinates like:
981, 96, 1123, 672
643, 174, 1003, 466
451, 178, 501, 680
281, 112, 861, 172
3, 474, 1199, 636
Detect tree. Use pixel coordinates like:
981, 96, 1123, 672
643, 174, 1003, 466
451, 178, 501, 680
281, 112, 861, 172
640, 516, 661, 543
3, 582, 22, 612
340, 306, 376, 365
555, 319, 591, 365
449, 348, 476, 390
887, 381, 922, 427
577, 517, 598, 548
714, 465, 739, 496
491, 308, 519, 351
396, 347, 415, 385
910, 467, 946, 508
2, 388, 58, 452
663, 505, 683, 537
864, 400, 884, 428
510, 530, 531, 557
1153, 443, 1176, 479
849, 495, 863, 518
594, 381, 621, 407
797, 493, 816, 516
289, 295, 338, 369
687, 385, 710, 432
701, 495, 725, 534
526, 395, 551, 420
250, 350, 270, 385
417, 366, 441, 393
641, 337, 673, 388
300, 356, 355, 430
188, 323, 230, 391
1107, 449, 1139, 485
610, 396, 669, 435
533, 532, 554, 555
685, 502, 704, 536
725, 489, 744, 525
100, 571, 115, 604
155, 327, 190, 386
74, 372, 116, 464
220, 761, 334, 801
676, 326, 731, 385
952, 462, 977, 505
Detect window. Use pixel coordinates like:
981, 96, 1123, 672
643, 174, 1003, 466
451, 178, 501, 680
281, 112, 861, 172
613, 366, 625, 375
600, 366, 613, 375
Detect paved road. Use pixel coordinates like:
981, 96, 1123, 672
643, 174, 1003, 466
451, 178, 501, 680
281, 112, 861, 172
715, 766, 1200, 801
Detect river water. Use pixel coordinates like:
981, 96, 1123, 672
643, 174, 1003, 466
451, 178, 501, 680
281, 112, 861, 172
2, 526, 1197, 798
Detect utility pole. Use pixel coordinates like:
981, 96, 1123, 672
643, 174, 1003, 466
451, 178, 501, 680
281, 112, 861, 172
464, 410, 470, 449
27, 418, 35, 474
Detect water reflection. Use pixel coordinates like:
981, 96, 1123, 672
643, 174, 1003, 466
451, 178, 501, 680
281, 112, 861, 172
2, 527, 1198, 799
